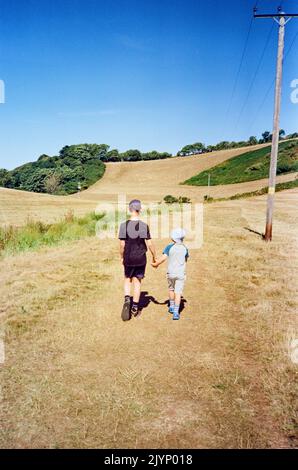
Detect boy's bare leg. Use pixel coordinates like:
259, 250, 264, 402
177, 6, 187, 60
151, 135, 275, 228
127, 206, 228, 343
121, 278, 132, 321
168, 290, 175, 313
174, 293, 181, 308
169, 290, 175, 302
132, 277, 141, 303
124, 277, 132, 297
173, 292, 182, 320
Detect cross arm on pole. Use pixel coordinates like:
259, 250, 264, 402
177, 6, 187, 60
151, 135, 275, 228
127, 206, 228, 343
254, 13, 298, 18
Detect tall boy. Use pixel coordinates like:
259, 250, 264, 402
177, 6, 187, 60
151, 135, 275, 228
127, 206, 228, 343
152, 228, 189, 320
119, 199, 156, 321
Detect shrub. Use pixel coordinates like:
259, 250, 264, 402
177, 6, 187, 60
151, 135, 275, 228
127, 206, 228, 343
164, 195, 191, 204
277, 163, 293, 174
178, 196, 191, 204
164, 195, 178, 204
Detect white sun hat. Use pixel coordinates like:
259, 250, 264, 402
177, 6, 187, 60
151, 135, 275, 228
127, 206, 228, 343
171, 228, 186, 243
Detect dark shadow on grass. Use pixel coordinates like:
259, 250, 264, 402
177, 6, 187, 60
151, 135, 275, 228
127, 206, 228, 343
137, 291, 187, 316
244, 226, 265, 239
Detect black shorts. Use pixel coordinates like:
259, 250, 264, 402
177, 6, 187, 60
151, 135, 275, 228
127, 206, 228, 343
124, 264, 146, 279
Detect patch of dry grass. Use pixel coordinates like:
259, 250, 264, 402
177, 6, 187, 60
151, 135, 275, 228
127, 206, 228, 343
0, 192, 297, 448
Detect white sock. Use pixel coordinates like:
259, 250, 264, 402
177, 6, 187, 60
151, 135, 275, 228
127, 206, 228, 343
173, 304, 180, 315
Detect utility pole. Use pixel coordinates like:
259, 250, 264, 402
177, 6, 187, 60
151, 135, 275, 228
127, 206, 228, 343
254, 6, 298, 241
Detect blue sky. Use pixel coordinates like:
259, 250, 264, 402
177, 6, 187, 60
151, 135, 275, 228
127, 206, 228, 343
0, 0, 297, 169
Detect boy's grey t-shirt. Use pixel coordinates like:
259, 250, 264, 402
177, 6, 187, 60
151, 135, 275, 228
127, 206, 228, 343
163, 243, 189, 278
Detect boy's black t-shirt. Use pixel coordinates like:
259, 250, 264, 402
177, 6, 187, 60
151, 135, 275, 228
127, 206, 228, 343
118, 220, 151, 267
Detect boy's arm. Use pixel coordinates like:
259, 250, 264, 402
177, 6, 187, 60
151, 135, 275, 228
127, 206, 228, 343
119, 240, 125, 263
146, 239, 157, 262
151, 254, 167, 268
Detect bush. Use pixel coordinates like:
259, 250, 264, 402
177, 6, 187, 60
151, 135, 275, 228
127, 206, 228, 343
164, 195, 191, 204
178, 196, 191, 204
277, 163, 293, 174
164, 195, 178, 204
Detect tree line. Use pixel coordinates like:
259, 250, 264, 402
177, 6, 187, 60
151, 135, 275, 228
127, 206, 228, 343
0, 144, 172, 195
1, 132, 297, 195
177, 130, 297, 156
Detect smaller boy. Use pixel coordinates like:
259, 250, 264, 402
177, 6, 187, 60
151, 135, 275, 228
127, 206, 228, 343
152, 228, 189, 320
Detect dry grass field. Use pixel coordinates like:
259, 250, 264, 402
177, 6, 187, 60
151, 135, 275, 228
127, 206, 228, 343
0, 146, 297, 448
1, 144, 297, 226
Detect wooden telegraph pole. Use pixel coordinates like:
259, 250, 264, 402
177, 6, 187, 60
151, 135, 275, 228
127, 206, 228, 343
254, 6, 298, 241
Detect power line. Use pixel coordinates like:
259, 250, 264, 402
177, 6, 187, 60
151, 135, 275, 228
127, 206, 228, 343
235, 22, 275, 129
285, 26, 298, 56
225, 1, 260, 117
247, 26, 298, 131
226, 19, 253, 115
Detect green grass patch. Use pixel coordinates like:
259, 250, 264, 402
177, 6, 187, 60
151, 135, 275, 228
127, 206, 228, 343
183, 140, 298, 186
0, 211, 106, 256
204, 178, 298, 203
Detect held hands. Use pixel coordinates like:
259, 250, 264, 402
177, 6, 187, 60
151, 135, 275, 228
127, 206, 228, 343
151, 259, 159, 269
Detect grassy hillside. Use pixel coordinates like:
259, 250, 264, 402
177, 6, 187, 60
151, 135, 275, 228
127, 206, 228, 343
183, 140, 298, 186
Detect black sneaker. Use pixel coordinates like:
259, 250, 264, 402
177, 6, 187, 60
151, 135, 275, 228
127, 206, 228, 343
121, 298, 131, 322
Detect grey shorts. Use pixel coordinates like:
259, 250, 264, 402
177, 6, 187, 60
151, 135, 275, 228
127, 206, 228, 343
167, 275, 185, 295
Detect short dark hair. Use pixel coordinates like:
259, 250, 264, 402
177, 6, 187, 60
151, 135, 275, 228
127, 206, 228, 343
129, 199, 142, 212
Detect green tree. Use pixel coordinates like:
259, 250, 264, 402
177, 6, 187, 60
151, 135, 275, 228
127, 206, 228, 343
104, 149, 121, 162
0, 169, 8, 186
179, 142, 205, 155
262, 131, 271, 143
44, 172, 61, 194
60, 144, 109, 162
248, 136, 258, 146
287, 132, 298, 139
121, 149, 142, 161
22, 168, 51, 193
215, 141, 230, 150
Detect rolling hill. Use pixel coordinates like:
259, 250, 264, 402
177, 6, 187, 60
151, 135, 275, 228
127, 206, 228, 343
1, 143, 298, 226
183, 140, 298, 186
